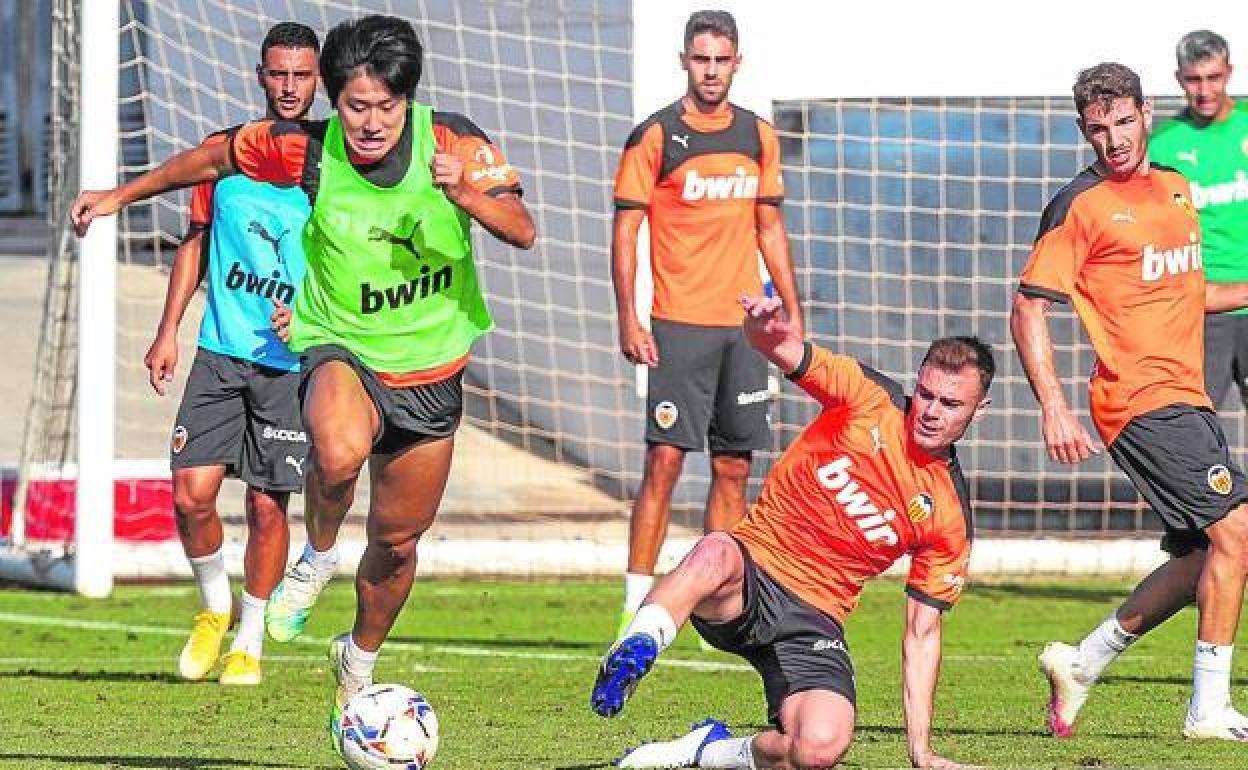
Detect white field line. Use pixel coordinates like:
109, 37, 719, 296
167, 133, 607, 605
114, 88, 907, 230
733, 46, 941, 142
0, 611, 753, 672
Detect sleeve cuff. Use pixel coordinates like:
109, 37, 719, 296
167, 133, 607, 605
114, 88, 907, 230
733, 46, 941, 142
1017, 283, 1070, 304
614, 198, 648, 210
784, 341, 814, 381
905, 585, 953, 612
757, 196, 784, 206
485, 184, 523, 198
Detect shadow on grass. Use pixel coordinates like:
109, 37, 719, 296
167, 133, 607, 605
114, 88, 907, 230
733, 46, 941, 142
0, 669, 186, 684
1103, 673, 1248, 687
551, 763, 615, 770
971, 582, 1134, 604
0, 754, 332, 769
386, 633, 604, 652
855, 723, 1155, 740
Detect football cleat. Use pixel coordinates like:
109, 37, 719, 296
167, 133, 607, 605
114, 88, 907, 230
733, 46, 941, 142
1184, 701, 1248, 741
218, 649, 262, 686
616, 718, 733, 768
591, 633, 658, 718
177, 609, 231, 681
1039, 641, 1091, 738
328, 632, 371, 754
266, 555, 335, 642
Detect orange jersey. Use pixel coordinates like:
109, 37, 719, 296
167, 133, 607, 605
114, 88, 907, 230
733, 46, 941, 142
733, 345, 973, 623
1019, 165, 1209, 445
614, 101, 784, 326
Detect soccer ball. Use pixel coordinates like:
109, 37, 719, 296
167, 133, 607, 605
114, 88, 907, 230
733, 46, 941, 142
337, 684, 440, 770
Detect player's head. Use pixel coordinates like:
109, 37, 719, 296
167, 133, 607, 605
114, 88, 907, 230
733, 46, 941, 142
257, 22, 320, 121
680, 10, 740, 109
910, 336, 993, 455
1073, 62, 1152, 181
1175, 29, 1233, 123
320, 15, 424, 162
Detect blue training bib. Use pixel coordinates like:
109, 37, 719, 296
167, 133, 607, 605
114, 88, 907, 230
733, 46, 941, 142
198, 175, 310, 371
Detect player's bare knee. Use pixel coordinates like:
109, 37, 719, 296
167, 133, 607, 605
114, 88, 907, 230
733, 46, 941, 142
1209, 505, 1248, 561
310, 443, 367, 488
790, 732, 850, 769
684, 532, 742, 585
172, 490, 215, 528
645, 443, 685, 480
710, 452, 750, 485
243, 488, 287, 531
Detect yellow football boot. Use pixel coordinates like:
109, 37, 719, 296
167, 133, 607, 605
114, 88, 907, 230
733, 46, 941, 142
218, 649, 262, 686
177, 609, 231, 681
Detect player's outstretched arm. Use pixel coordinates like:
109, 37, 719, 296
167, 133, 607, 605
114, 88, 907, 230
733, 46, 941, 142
741, 294, 803, 373
431, 152, 535, 249
144, 228, 207, 396
70, 140, 233, 237
902, 598, 975, 769
1009, 292, 1101, 464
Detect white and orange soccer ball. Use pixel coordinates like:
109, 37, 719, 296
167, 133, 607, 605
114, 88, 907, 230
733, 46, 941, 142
337, 684, 440, 770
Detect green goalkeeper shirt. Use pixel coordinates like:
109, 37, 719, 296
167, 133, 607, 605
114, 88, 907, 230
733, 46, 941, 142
1151, 102, 1248, 298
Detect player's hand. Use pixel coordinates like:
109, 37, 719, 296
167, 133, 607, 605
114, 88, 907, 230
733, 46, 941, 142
143, 332, 178, 397
619, 319, 658, 367
271, 298, 292, 343
69, 189, 121, 238
432, 152, 469, 205
740, 294, 795, 350
1041, 402, 1102, 464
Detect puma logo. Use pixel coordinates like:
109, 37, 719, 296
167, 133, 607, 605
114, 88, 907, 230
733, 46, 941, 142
672, 133, 690, 149
285, 455, 306, 476
247, 221, 289, 261
368, 219, 423, 257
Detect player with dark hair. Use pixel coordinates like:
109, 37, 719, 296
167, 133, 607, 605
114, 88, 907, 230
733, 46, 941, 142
592, 295, 990, 770
1013, 61, 1248, 741
610, 8, 803, 642
143, 20, 319, 687
70, 13, 535, 738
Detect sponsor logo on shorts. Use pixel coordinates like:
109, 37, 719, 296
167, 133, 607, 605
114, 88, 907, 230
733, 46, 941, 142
285, 455, 306, 476
1208, 464, 1233, 496
736, 389, 769, 406
906, 493, 934, 523
812, 638, 846, 653
263, 425, 308, 443
654, 401, 679, 430
171, 425, 188, 454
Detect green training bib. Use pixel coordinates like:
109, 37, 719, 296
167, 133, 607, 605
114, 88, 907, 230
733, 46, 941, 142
289, 104, 493, 371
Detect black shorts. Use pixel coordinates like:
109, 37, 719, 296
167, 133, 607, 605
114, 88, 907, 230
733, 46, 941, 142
645, 319, 770, 452
691, 537, 855, 725
300, 345, 463, 455
1108, 404, 1248, 555
170, 348, 307, 492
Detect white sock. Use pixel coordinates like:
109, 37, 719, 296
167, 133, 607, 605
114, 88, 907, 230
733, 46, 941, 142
188, 549, 231, 614
1075, 613, 1138, 684
623, 572, 655, 615
623, 603, 679, 652
302, 542, 339, 573
697, 735, 755, 769
229, 591, 266, 658
343, 634, 379, 684
1191, 640, 1233, 720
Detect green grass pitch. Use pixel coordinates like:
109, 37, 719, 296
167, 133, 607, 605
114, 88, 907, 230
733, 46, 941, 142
0, 577, 1244, 769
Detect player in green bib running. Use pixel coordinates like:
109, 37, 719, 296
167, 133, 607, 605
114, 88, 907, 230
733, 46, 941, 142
1151, 30, 1248, 413
70, 14, 535, 742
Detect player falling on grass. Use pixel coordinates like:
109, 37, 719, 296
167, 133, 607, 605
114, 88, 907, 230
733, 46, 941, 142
610, 9, 803, 641
1012, 62, 1248, 742
590, 295, 990, 770
143, 21, 319, 687
69, 13, 535, 743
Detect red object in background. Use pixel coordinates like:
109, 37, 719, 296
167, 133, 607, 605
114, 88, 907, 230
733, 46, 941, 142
0, 476, 177, 542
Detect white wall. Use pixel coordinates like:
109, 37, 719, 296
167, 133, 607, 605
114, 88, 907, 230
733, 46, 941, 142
634, 1, 1248, 120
